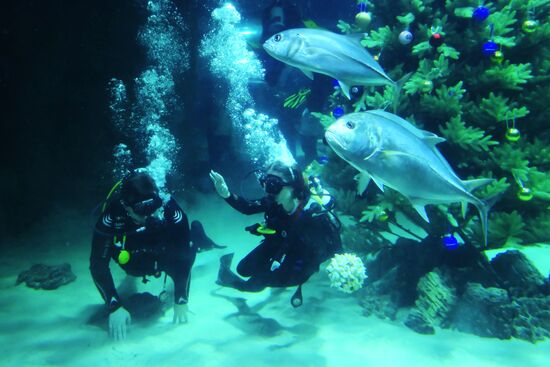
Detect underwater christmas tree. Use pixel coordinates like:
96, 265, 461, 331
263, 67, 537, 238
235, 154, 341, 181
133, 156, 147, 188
314, 0, 550, 250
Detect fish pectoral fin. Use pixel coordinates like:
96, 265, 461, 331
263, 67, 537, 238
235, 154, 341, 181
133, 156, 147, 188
300, 68, 314, 80
363, 147, 380, 161
355, 172, 371, 195
338, 80, 352, 99
379, 150, 413, 159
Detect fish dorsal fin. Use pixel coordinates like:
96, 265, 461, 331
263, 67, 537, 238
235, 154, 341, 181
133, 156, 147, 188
367, 110, 439, 140
461, 178, 494, 193
338, 80, 352, 99
300, 68, 314, 80
355, 172, 371, 195
338, 34, 390, 81
369, 110, 455, 175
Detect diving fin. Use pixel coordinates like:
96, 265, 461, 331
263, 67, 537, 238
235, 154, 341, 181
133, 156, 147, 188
216, 253, 239, 287
291, 284, 303, 308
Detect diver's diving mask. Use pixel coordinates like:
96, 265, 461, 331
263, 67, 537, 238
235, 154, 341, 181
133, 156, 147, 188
259, 174, 290, 196
124, 195, 162, 217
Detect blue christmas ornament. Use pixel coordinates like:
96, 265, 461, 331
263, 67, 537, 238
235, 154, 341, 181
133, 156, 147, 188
472, 6, 490, 22
482, 40, 498, 56
332, 79, 340, 89
332, 106, 345, 118
443, 234, 459, 250
316, 155, 329, 165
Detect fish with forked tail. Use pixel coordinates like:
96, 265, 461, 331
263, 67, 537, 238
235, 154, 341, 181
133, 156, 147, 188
324, 110, 500, 246
263, 28, 410, 111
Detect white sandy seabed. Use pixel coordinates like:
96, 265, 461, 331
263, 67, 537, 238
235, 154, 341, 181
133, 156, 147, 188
1, 194, 549, 367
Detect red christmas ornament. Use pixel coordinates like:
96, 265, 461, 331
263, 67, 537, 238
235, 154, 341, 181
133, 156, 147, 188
429, 33, 444, 48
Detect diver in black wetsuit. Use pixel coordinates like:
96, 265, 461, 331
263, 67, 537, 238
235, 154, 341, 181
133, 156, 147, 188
90, 171, 220, 340
209, 161, 342, 306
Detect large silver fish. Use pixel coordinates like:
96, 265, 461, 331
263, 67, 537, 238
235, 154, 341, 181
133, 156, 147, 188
263, 28, 408, 107
325, 110, 498, 246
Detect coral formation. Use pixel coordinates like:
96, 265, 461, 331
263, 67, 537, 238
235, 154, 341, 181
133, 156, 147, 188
326, 253, 368, 293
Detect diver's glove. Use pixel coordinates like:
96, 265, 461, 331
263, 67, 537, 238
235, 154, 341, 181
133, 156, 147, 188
173, 303, 188, 324
245, 223, 262, 236
109, 307, 131, 341
209, 170, 230, 199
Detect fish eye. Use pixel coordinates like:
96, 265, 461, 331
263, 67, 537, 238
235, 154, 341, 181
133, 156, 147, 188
345, 121, 355, 129
274, 34, 282, 42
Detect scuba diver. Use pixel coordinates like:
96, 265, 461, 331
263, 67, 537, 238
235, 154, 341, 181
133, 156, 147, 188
90, 171, 222, 340
257, 0, 334, 168
209, 161, 342, 307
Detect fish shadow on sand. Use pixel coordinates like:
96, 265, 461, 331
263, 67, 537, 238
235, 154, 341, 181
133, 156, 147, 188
86, 292, 168, 330
211, 288, 318, 350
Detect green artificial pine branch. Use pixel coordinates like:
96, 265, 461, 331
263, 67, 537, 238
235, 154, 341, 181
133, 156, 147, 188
437, 44, 460, 59
453, 7, 475, 18
409, 0, 436, 14
488, 211, 525, 247
474, 177, 511, 199
529, 169, 550, 201
479, 92, 530, 122
361, 26, 393, 49
491, 144, 530, 181
420, 81, 466, 121
480, 62, 533, 90
360, 205, 390, 223
353, 86, 393, 111
439, 116, 499, 152
525, 212, 550, 243
337, 20, 360, 34
352, 92, 368, 112
486, 5, 517, 47
525, 139, 550, 166
369, 87, 395, 109
412, 40, 431, 56
403, 74, 432, 95
397, 13, 415, 26
404, 54, 452, 95
445, 0, 480, 15
524, 0, 550, 8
